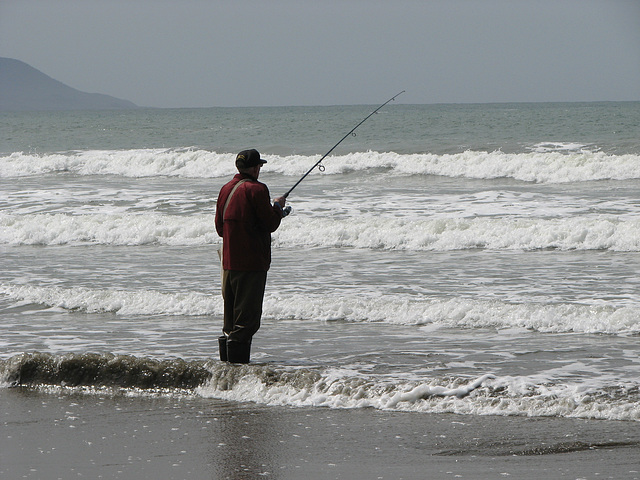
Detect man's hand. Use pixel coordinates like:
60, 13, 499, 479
273, 197, 291, 217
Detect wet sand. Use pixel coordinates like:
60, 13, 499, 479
1, 387, 639, 480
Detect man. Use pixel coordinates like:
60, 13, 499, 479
215, 149, 287, 363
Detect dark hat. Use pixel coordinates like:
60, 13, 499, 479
236, 149, 266, 169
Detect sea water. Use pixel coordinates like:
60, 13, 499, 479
0, 102, 639, 421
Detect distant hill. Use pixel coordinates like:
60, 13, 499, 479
0, 57, 138, 111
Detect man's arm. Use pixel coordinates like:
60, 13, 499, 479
251, 185, 284, 232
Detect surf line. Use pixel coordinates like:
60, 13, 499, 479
282, 90, 405, 200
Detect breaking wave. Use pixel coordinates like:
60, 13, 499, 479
2, 211, 638, 251
1, 284, 638, 336
2, 148, 640, 183
1, 352, 211, 389
1, 352, 638, 421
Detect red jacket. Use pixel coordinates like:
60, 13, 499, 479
215, 173, 283, 271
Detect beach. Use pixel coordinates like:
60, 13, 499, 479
2, 386, 639, 480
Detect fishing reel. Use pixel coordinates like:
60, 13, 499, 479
274, 202, 292, 217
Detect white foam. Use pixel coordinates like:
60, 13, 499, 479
195, 365, 640, 421
265, 294, 640, 335
529, 142, 593, 153
2, 149, 640, 183
278, 215, 640, 252
0, 283, 220, 316
2, 212, 638, 251
0, 149, 236, 178
197, 367, 495, 410
2, 283, 637, 336
0, 212, 219, 246
388, 150, 640, 183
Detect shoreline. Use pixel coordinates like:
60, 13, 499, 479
2, 387, 639, 480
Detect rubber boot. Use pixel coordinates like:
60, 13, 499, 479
227, 341, 251, 364
218, 336, 228, 362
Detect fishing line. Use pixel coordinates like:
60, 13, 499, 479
282, 90, 405, 200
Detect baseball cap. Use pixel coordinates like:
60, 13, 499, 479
236, 149, 267, 168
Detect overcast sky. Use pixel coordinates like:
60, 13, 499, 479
1, 0, 639, 107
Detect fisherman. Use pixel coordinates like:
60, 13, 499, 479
215, 149, 287, 363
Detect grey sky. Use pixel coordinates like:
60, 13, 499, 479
1, 0, 639, 107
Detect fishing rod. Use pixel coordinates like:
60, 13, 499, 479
282, 90, 405, 200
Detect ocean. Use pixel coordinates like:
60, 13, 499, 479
1, 101, 639, 479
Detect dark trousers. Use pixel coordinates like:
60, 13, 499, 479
221, 269, 267, 344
